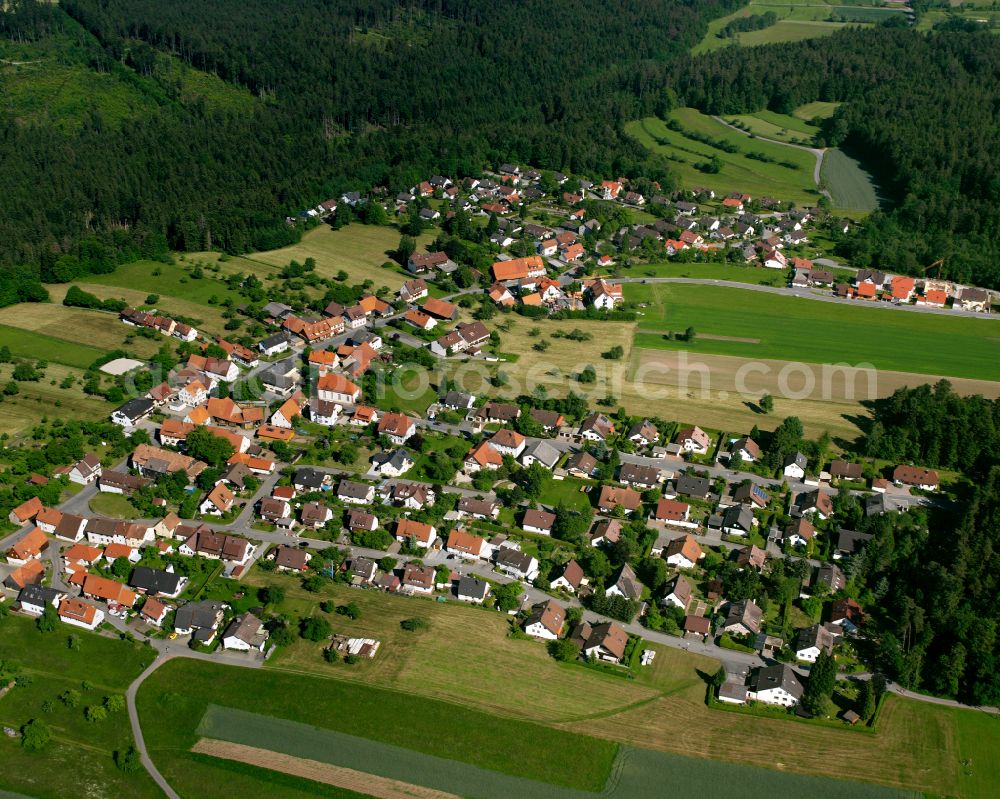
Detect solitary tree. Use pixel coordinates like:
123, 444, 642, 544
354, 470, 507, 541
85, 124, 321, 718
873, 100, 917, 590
20, 719, 51, 752
801, 650, 837, 716
760, 393, 774, 414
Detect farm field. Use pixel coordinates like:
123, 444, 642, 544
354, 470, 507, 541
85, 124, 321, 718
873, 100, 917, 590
0, 302, 160, 360
793, 100, 841, 122
724, 110, 819, 145
239, 570, 658, 723
137, 657, 619, 794
84, 259, 244, 306
575, 687, 942, 797
693, 1, 904, 53
618, 261, 788, 285
627, 282, 1000, 382
193, 705, 911, 799
248, 224, 435, 287
0, 323, 107, 370
0, 361, 111, 439
450, 309, 866, 439
822, 147, 880, 212
626, 112, 821, 205
0, 615, 161, 799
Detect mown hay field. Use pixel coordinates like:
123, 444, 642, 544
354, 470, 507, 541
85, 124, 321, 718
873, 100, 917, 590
626, 111, 820, 205
627, 282, 1000, 381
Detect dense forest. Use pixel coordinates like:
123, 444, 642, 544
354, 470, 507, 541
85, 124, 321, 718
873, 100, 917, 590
667, 24, 1000, 290
853, 383, 1000, 704
6, 2, 1000, 291
0, 0, 738, 299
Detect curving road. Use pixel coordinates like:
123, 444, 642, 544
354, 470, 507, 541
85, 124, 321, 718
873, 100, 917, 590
712, 115, 827, 193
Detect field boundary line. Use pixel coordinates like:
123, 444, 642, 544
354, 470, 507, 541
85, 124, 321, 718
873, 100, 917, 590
193, 738, 464, 799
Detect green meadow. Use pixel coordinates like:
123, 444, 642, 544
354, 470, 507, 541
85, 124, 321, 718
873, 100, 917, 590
627, 282, 1000, 381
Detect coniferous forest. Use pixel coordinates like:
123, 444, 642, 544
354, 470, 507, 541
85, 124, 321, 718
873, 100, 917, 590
5, 3, 1000, 293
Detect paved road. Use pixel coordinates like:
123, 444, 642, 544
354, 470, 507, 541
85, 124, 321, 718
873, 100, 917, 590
126, 655, 182, 799
712, 115, 828, 191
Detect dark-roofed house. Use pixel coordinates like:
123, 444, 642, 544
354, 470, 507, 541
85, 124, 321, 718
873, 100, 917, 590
618, 463, 662, 490
816, 563, 846, 592
271, 545, 311, 572
748, 665, 803, 707
99, 470, 152, 495
495, 546, 539, 581
722, 505, 755, 537
129, 566, 186, 598
111, 397, 155, 428
529, 409, 565, 430
293, 467, 327, 491
475, 401, 520, 424
174, 600, 227, 643
456, 576, 490, 604
456, 497, 499, 519
834, 528, 873, 560
337, 480, 375, 504
674, 474, 710, 499
830, 460, 863, 481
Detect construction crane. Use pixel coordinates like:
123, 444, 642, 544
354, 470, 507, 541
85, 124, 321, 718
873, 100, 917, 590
922, 258, 944, 276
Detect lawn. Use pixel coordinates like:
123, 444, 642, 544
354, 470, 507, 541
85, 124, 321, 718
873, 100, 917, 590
538, 475, 595, 513
89, 491, 140, 519
626, 282, 1000, 382
822, 147, 880, 212
77, 260, 243, 333
137, 657, 619, 793
626, 111, 821, 205
248, 224, 435, 287
451, 307, 867, 440
0, 615, 161, 799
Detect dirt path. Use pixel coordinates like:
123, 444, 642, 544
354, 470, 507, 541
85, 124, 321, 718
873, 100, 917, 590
712, 115, 828, 195
193, 738, 463, 799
